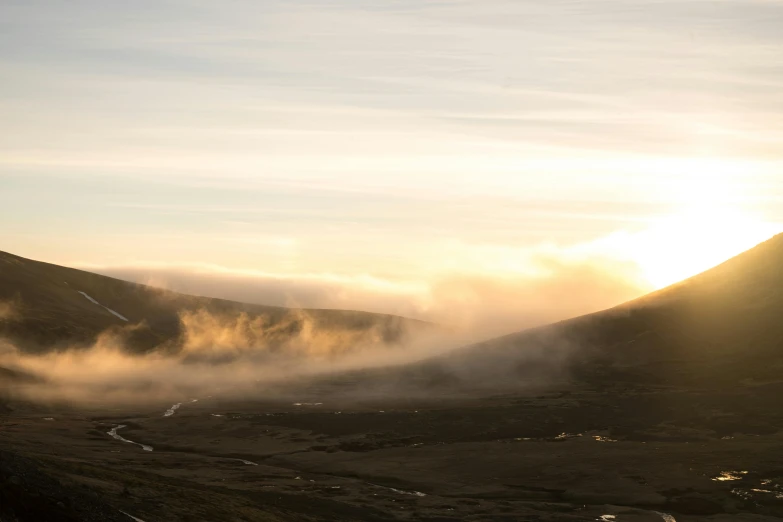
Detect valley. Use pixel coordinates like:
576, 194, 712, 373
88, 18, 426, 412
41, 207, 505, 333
3, 235, 783, 521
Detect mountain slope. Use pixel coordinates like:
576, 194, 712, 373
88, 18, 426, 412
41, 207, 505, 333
0, 251, 427, 354
483, 231, 783, 386
336, 232, 783, 392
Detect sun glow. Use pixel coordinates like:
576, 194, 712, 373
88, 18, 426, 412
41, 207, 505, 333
631, 209, 777, 289
594, 169, 781, 289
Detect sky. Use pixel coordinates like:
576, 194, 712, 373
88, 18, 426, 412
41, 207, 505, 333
2, 0, 783, 334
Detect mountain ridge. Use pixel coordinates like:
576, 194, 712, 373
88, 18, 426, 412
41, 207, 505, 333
0, 250, 430, 354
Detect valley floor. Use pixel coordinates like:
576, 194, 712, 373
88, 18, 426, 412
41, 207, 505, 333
2, 380, 783, 521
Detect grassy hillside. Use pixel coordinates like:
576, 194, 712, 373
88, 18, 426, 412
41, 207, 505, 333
0, 251, 428, 354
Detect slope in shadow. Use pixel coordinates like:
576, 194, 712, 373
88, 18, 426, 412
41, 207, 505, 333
0, 251, 429, 355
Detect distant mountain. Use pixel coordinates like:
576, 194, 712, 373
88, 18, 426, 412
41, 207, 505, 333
0, 251, 428, 354
340, 233, 783, 392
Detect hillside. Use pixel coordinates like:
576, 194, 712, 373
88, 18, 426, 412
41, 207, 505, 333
0, 251, 427, 354
329, 232, 783, 392
535, 230, 783, 386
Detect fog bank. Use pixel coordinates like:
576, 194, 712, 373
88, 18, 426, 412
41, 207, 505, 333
94, 253, 648, 339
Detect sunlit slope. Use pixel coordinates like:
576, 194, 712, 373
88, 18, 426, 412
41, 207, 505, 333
0, 251, 426, 353
346, 233, 783, 391
487, 232, 783, 385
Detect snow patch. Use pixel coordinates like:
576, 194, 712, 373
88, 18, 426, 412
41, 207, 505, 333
79, 291, 100, 305
77, 291, 129, 322
105, 307, 129, 321
121, 511, 148, 522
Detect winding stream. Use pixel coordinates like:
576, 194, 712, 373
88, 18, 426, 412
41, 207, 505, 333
107, 423, 257, 467
163, 403, 182, 417
229, 458, 259, 466
368, 482, 427, 497
107, 425, 153, 452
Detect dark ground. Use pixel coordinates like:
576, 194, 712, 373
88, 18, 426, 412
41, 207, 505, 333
2, 375, 783, 522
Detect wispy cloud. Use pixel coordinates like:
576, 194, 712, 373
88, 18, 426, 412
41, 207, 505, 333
2, 0, 783, 301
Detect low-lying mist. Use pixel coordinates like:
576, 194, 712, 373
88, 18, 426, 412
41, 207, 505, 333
94, 252, 648, 340
0, 304, 489, 408
0, 305, 585, 410
0, 252, 635, 408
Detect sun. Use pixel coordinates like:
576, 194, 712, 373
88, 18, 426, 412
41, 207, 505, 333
632, 210, 775, 289
590, 167, 781, 290
630, 172, 779, 289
